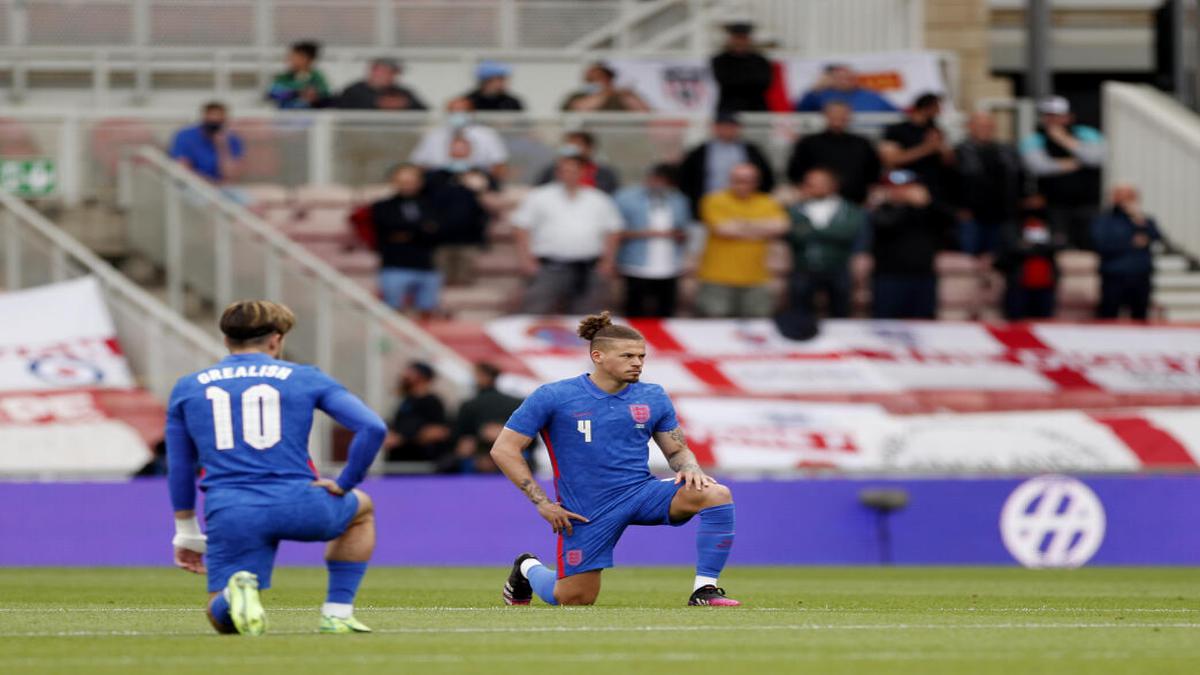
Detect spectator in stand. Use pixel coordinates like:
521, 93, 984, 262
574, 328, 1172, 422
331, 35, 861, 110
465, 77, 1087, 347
337, 57, 427, 110
710, 22, 773, 113
794, 64, 898, 113
169, 101, 243, 184
352, 164, 442, 316
452, 362, 527, 474
385, 362, 453, 471
615, 163, 692, 318
535, 131, 620, 194
787, 168, 868, 319
410, 98, 509, 180
993, 211, 1061, 320
1021, 96, 1106, 249
266, 40, 331, 109
695, 163, 788, 318
423, 136, 499, 285
512, 155, 623, 314
867, 170, 953, 319
678, 112, 775, 217
786, 101, 880, 205
879, 92, 953, 200
954, 111, 1029, 257
462, 61, 524, 111
561, 62, 650, 112
1091, 184, 1162, 321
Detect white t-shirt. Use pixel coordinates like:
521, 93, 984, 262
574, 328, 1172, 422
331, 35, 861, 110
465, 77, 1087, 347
409, 124, 509, 168
802, 197, 841, 230
511, 184, 622, 261
623, 200, 680, 279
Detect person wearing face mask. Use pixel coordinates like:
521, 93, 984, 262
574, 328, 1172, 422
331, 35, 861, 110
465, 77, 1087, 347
993, 208, 1062, 321
534, 131, 620, 194
462, 61, 524, 112
423, 136, 500, 285
409, 98, 509, 181
169, 101, 244, 184
384, 362, 454, 472
560, 62, 650, 112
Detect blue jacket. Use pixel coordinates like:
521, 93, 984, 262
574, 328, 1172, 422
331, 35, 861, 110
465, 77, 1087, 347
795, 88, 898, 113
1091, 207, 1161, 276
614, 186, 691, 274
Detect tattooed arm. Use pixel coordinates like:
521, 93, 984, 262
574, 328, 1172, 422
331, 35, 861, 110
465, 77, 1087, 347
490, 427, 588, 535
653, 426, 716, 491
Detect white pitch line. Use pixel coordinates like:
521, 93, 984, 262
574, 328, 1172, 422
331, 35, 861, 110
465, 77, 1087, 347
1, 622, 1198, 638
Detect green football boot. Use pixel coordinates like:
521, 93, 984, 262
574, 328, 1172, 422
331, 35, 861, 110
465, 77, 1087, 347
319, 614, 373, 634
226, 571, 266, 636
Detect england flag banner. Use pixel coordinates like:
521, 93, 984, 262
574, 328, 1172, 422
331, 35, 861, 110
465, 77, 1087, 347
607, 51, 948, 113
0, 277, 135, 391
486, 317, 1200, 407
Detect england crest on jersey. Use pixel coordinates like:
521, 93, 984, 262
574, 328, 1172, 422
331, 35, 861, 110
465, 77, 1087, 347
629, 404, 651, 424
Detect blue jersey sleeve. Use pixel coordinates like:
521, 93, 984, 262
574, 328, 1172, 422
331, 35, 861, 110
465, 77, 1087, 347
653, 387, 680, 433
165, 380, 199, 512
504, 385, 554, 438
311, 369, 387, 492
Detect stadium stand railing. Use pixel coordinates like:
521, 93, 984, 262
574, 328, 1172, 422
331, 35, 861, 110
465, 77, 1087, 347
0, 189, 225, 401
3, 109, 913, 205
121, 145, 474, 418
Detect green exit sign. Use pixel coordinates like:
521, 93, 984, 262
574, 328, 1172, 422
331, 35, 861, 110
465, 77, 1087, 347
0, 159, 57, 197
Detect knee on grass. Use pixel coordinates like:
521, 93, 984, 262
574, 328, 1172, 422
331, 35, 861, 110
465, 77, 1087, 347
555, 589, 599, 606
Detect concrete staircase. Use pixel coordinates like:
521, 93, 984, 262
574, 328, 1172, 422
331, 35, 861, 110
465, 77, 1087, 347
1153, 254, 1200, 321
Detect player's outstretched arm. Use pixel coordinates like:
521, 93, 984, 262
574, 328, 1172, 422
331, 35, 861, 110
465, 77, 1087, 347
654, 427, 716, 491
490, 427, 589, 535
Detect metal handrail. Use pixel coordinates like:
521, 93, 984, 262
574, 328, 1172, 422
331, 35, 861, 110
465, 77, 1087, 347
127, 145, 475, 401
0, 190, 226, 398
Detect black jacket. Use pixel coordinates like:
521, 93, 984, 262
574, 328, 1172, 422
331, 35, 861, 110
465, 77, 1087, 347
869, 202, 954, 277
953, 140, 1026, 225
678, 140, 776, 216
710, 51, 773, 112
786, 130, 880, 204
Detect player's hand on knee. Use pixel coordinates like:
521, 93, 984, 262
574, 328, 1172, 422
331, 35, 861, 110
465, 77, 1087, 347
537, 501, 588, 536
173, 547, 206, 574
311, 478, 345, 496
675, 468, 715, 492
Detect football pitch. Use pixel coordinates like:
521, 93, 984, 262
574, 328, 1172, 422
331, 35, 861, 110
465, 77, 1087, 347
1, 567, 1197, 674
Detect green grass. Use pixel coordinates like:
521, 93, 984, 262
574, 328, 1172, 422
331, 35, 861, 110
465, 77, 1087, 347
1, 567, 1198, 674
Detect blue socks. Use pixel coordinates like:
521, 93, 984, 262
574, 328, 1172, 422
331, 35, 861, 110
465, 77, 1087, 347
526, 563, 559, 606
325, 560, 368, 604
696, 503, 736, 582
208, 590, 233, 630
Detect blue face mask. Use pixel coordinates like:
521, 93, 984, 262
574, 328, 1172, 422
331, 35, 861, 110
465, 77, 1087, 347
581, 82, 604, 95
447, 112, 472, 129
446, 160, 471, 173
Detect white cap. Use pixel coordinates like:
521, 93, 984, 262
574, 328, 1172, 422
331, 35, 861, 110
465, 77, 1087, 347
1037, 96, 1070, 115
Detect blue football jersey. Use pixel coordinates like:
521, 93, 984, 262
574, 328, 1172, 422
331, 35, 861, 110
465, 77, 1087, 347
166, 352, 348, 509
504, 374, 679, 515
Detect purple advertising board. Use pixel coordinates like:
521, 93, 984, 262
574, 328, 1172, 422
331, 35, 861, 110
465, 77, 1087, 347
1, 475, 1197, 567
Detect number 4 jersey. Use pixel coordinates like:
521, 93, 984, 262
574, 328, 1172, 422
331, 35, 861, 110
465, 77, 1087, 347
503, 374, 680, 516
165, 352, 384, 513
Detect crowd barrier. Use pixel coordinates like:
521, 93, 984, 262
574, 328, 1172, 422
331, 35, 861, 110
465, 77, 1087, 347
3, 474, 1197, 567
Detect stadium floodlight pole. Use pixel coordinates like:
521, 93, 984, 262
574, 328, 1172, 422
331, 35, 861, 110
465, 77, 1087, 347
1026, 0, 1053, 100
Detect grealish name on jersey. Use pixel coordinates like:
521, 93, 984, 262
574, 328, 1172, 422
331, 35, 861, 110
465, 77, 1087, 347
196, 364, 293, 385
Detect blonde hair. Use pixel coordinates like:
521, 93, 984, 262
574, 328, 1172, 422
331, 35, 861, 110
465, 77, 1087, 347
577, 311, 643, 347
219, 300, 296, 345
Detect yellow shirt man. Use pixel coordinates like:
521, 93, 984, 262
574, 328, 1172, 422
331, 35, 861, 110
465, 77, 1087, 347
698, 190, 787, 286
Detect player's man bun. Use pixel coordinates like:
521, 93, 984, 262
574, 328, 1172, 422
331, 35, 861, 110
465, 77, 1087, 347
578, 311, 643, 346
220, 300, 296, 343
